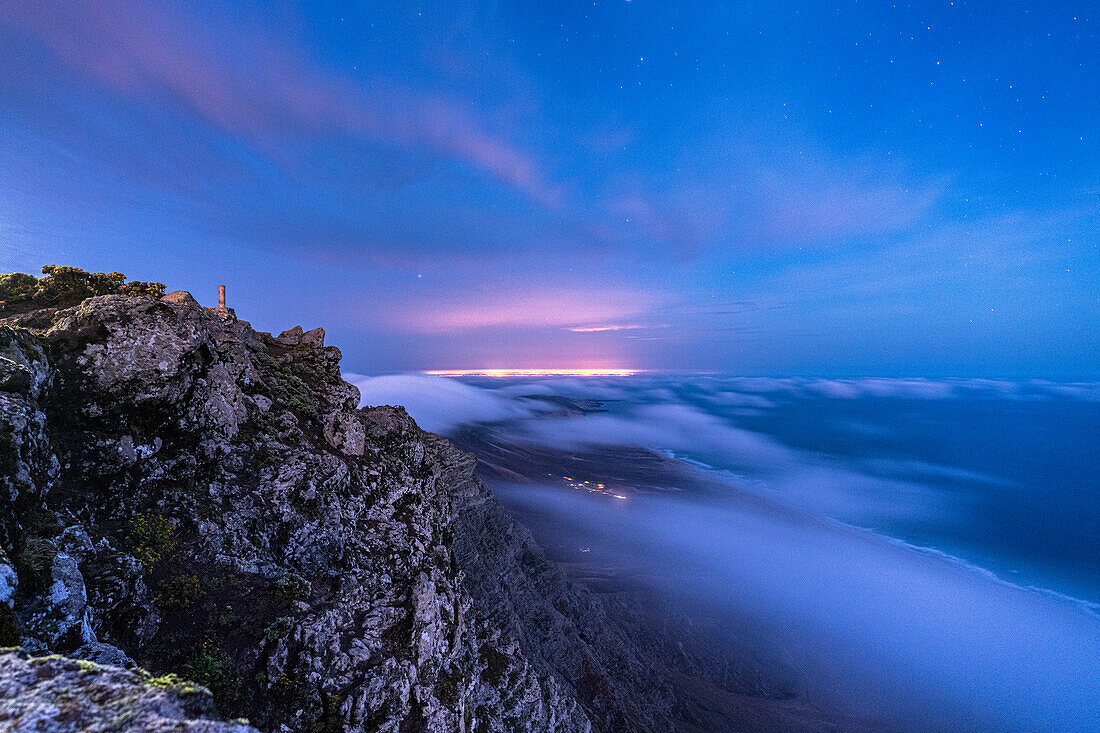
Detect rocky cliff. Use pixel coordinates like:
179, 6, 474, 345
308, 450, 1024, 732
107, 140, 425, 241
0, 293, 606, 731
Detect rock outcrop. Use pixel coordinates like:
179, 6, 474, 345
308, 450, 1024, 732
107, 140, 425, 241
0, 294, 593, 732
0, 648, 257, 732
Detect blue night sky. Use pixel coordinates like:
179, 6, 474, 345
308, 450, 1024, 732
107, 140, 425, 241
1, 1, 1096, 376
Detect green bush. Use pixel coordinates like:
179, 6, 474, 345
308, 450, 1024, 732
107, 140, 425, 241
263, 616, 295, 646
0, 265, 165, 315
183, 637, 223, 686
128, 513, 175, 570
156, 573, 204, 609
273, 572, 310, 602
478, 643, 510, 685
0, 606, 21, 646
436, 666, 464, 707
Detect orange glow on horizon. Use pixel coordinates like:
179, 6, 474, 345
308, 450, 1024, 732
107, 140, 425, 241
423, 368, 644, 377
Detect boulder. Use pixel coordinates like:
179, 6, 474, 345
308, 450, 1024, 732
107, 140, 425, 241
275, 326, 324, 348
74, 641, 137, 669
161, 291, 199, 306
274, 325, 303, 345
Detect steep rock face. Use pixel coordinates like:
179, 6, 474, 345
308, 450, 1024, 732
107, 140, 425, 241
451, 484, 677, 731
0, 295, 590, 732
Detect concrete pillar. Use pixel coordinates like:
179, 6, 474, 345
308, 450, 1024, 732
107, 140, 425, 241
218, 285, 226, 308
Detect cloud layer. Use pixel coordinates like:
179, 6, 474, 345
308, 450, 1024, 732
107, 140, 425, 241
354, 370, 1100, 729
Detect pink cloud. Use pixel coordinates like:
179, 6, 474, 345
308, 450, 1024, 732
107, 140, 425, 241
569, 324, 651, 333
0, 0, 555, 202
389, 287, 663, 333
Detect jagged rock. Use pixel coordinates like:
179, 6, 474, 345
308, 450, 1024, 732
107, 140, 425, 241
274, 325, 325, 348
0, 550, 15, 609
42, 551, 95, 648
274, 326, 303, 345
0, 649, 257, 731
0, 329, 49, 398
210, 306, 237, 321
0, 327, 57, 510
0, 357, 32, 394
300, 327, 325, 348
322, 411, 366, 456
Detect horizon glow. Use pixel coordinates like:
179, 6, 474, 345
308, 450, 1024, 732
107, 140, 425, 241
423, 368, 645, 378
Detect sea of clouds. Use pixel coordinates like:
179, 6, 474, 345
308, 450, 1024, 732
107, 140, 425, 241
346, 372, 1100, 730
345, 373, 1093, 527
345, 374, 1100, 726
493, 479, 1100, 731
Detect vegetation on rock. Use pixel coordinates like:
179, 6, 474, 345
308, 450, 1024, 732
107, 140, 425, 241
0, 265, 165, 316
128, 513, 175, 570
0, 650, 258, 731
156, 573, 204, 609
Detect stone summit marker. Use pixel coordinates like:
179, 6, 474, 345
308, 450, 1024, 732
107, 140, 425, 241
211, 284, 235, 320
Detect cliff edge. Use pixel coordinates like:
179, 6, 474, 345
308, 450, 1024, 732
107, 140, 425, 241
0, 293, 596, 731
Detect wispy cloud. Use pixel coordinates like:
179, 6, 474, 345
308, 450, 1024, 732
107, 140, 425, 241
0, 0, 947, 274
388, 286, 665, 333
744, 207, 1093, 304
0, 0, 555, 203
746, 171, 943, 242
568, 324, 655, 333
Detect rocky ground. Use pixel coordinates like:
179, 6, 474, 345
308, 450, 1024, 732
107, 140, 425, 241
0, 291, 866, 732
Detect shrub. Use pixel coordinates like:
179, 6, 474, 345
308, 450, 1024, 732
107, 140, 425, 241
0, 265, 165, 315
478, 643, 510, 685
183, 637, 223, 686
273, 572, 310, 602
436, 666, 464, 707
14, 536, 55, 574
0, 272, 37, 306
0, 606, 21, 646
263, 616, 295, 646
156, 573, 204, 609
128, 513, 175, 570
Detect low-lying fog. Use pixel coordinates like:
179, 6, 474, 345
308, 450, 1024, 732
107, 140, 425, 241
351, 373, 1100, 731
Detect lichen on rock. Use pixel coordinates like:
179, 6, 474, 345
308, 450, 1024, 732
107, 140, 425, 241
0, 648, 257, 732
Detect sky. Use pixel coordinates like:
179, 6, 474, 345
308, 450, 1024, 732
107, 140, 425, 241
0, 0, 1096, 377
